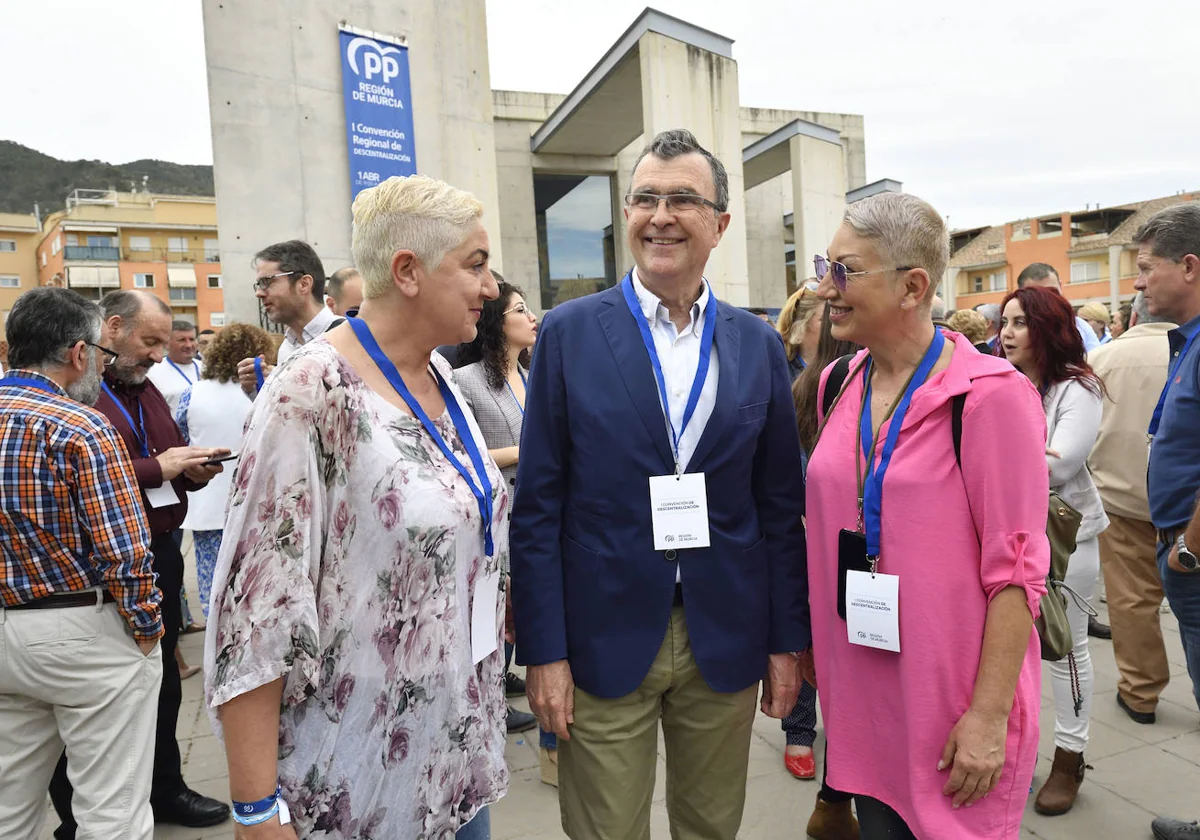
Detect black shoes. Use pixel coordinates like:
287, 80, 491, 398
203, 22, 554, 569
507, 705, 537, 734
1117, 693, 1157, 725
152, 788, 230, 828
505, 671, 527, 697
1087, 616, 1112, 639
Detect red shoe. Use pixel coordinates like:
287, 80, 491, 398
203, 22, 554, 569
784, 749, 816, 780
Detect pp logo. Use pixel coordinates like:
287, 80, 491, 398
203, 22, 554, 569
664, 534, 676, 543
346, 37, 401, 83
856, 631, 867, 639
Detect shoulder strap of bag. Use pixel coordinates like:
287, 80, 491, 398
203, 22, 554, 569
820, 354, 855, 419
952, 392, 965, 467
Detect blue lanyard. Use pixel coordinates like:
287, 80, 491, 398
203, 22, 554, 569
168, 359, 199, 385
1148, 326, 1200, 437
347, 316, 494, 556
857, 329, 945, 560
505, 368, 528, 416
100, 381, 151, 458
620, 273, 717, 473
0, 375, 62, 396
253, 357, 265, 392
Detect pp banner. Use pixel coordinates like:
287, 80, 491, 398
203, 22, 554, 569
339, 27, 417, 200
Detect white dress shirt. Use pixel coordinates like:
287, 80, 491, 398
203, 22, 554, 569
276, 306, 340, 365
631, 269, 719, 474
146, 356, 204, 417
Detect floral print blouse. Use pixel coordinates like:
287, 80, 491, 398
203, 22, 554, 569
203, 341, 509, 839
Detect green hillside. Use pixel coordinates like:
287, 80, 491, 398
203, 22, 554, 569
0, 140, 214, 215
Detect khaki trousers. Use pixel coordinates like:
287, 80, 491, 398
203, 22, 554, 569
0, 600, 162, 840
559, 604, 758, 840
1099, 511, 1170, 713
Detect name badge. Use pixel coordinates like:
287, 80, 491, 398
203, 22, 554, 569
845, 570, 900, 653
144, 482, 181, 510
648, 473, 711, 551
470, 570, 501, 665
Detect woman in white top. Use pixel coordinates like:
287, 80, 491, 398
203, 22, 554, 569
175, 323, 274, 617
999, 285, 1109, 817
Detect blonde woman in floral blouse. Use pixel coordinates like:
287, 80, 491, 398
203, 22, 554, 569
203, 175, 507, 839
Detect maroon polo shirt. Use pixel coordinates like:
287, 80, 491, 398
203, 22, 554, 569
95, 371, 205, 537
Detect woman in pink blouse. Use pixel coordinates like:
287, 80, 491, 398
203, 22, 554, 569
806, 192, 1051, 838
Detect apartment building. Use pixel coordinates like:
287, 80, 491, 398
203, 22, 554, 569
0, 212, 42, 338
946, 192, 1200, 311
37, 189, 225, 329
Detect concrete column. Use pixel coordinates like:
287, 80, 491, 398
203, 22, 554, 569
944, 267, 960, 310
744, 179, 787, 308
203, 0, 502, 325
789, 134, 846, 289
1108, 245, 1123, 309
638, 32, 749, 306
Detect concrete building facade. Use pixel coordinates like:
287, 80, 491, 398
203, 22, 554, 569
203, 4, 868, 323
946, 191, 1200, 312
35, 190, 225, 330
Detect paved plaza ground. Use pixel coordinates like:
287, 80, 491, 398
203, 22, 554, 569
41, 545, 1200, 840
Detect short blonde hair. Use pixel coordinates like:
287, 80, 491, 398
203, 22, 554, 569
351, 175, 484, 299
842, 192, 949, 302
776, 286, 822, 358
945, 309, 988, 344
1078, 302, 1111, 323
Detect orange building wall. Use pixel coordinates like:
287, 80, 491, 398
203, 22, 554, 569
37, 222, 65, 287
1004, 216, 1070, 289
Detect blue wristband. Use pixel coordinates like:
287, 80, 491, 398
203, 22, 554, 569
232, 801, 279, 826
232, 785, 280, 818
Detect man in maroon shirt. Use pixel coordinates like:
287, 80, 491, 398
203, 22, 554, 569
49, 291, 232, 834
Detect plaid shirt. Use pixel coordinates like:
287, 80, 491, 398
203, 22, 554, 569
0, 369, 163, 641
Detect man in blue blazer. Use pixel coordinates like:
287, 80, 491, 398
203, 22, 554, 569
511, 129, 812, 840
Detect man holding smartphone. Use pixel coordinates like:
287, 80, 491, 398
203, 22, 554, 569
49, 290, 232, 835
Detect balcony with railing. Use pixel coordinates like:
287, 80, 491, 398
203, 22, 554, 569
63, 245, 121, 261
123, 247, 220, 264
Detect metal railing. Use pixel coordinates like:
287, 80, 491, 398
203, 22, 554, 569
63, 246, 121, 261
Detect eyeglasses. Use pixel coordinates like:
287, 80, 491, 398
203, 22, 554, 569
624, 192, 722, 214
253, 270, 296, 292
503, 303, 534, 317
814, 255, 913, 292
86, 342, 118, 367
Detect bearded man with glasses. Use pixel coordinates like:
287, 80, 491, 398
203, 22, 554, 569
236, 239, 335, 396
511, 128, 812, 840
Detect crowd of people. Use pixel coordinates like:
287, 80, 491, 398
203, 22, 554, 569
1, 127, 1199, 840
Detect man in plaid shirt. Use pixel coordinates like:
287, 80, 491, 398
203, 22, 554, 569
0, 287, 163, 839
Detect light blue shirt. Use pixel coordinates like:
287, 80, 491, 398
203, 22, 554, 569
1075, 315, 1101, 352
630, 269, 719, 474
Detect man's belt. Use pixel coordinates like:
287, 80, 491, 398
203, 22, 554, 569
5, 590, 116, 611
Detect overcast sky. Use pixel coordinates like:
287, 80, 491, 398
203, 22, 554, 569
2, 0, 1196, 229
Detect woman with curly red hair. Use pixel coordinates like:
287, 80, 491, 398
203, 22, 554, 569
999, 285, 1109, 816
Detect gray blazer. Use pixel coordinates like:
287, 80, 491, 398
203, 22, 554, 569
454, 361, 525, 490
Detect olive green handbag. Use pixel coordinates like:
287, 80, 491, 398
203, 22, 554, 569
1036, 491, 1082, 662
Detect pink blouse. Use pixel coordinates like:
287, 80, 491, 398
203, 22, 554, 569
807, 331, 1050, 838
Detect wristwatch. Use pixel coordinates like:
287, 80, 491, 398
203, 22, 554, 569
1178, 535, 1200, 572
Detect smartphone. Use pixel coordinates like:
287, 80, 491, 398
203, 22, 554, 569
202, 451, 238, 466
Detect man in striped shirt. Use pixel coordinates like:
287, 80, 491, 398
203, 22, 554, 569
0, 287, 164, 840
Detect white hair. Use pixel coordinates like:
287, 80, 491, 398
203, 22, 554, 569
842, 192, 950, 302
351, 175, 484, 299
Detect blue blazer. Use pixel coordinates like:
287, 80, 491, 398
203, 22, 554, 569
510, 282, 810, 698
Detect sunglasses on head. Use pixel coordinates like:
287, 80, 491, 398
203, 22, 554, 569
813, 255, 913, 292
